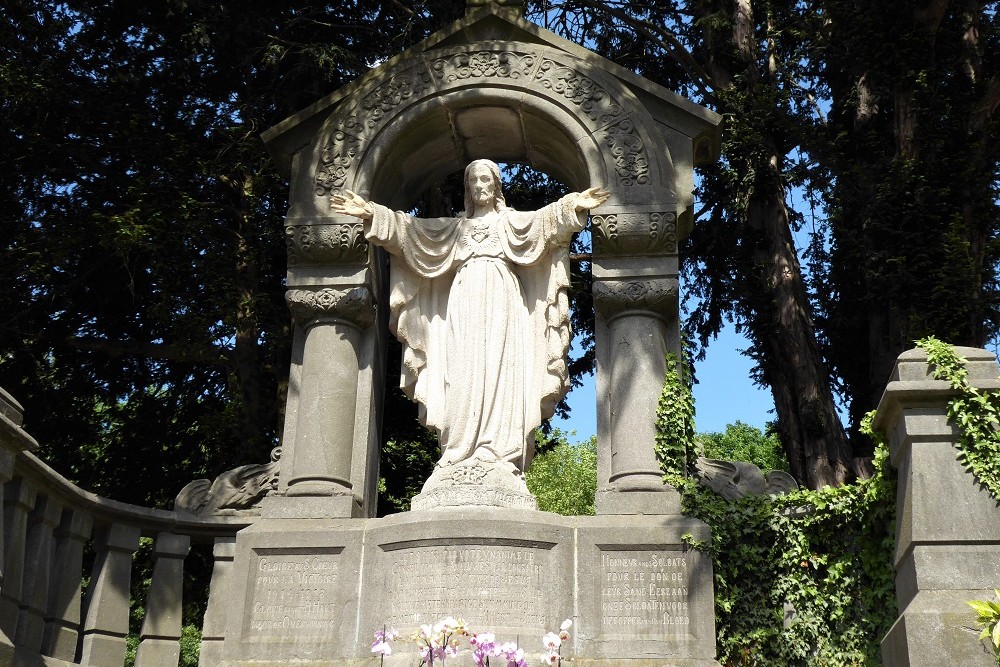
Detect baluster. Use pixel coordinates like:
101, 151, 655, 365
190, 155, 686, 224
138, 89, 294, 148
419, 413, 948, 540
135, 532, 190, 667
0, 479, 36, 639
0, 453, 19, 661
198, 536, 235, 666
78, 523, 140, 667
15, 494, 62, 650
41, 508, 92, 660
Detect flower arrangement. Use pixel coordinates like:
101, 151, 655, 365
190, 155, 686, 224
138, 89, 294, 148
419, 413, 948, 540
371, 618, 573, 667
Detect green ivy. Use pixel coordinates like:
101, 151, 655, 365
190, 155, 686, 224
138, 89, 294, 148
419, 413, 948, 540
915, 336, 1000, 500
655, 364, 897, 665
655, 352, 696, 477
967, 591, 1000, 666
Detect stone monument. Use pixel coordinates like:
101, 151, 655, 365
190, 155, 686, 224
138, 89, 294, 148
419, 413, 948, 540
211, 3, 723, 666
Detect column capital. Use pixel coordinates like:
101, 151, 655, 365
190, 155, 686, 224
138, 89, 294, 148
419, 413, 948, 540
285, 286, 374, 329
591, 208, 678, 257
285, 222, 369, 266
593, 278, 678, 321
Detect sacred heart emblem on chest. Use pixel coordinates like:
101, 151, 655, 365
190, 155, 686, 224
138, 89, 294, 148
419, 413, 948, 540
470, 222, 491, 243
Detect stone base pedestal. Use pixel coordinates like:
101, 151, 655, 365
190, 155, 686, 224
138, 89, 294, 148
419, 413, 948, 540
217, 508, 719, 666
411, 460, 537, 510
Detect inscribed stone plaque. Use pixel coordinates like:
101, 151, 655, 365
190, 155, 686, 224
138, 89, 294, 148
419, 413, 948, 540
244, 547, 343, 637
377, 538, 555, 631
597, 546, 691, 639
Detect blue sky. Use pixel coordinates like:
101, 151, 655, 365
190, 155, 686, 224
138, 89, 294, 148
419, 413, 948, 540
552, 321, 775, 440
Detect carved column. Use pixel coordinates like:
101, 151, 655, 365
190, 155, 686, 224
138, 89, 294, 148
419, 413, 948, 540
135, 532, 191, 667
14, 493, 62, 651
0, 387, 38, 661
0, 479, 36, 639
78, 523, 141, 667
198, 536, 236, 667
591, 208, 682, 514
281, 286, 373, 512
42, 508, 93, 660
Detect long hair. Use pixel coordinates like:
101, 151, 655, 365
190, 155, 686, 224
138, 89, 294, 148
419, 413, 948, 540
462, 159, 507, 216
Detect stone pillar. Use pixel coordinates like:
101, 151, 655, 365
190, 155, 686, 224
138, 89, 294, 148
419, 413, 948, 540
135, 532, 191, 667
0, 479, 36, 639
874, 347, 1000, 667
0, 387, 38, 662
0, 460, 15, 664
591, 208, 682, 515
276, 286, 373, 517
79, 523, 141, 667
198, 536, 236, 667
41, 508, 93, 660
14, 493, 62, 651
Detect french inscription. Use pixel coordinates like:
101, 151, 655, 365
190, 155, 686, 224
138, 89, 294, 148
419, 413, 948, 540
599, 550, 690, 637
382, 544, 550, 630
247, 552, 341, 635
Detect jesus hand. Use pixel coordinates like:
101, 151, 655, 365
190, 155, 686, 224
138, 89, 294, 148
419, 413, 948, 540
331, 190, 374, 220
574, 187, 611, 212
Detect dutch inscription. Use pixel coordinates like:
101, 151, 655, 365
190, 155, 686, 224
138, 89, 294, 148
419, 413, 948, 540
382, 544, 550, 630
599, 550, 690, 638
247, 552, 341, 635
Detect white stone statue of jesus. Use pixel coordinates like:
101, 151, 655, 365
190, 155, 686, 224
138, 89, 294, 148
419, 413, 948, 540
332, 160, 609, 475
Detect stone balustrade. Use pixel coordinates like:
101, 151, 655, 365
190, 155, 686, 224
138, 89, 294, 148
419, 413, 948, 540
0, 388, 251, 667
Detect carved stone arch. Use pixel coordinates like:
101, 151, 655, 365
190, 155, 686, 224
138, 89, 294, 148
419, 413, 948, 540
309, 42, 676, 214
263, 9, 720, 519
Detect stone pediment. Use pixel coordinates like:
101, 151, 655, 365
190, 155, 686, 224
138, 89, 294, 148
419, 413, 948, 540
262, 4, 720, 224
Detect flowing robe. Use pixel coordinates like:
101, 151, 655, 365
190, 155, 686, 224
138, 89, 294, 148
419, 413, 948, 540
367, 195, 585, 469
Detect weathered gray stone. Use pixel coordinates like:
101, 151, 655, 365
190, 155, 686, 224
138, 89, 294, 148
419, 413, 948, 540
225, 5, 724, 666
218, 509, 718, 666
41, 509, 93, 660
0, 480, 36, 640
79, 524, 141, 667
261, 2, 720, 518
199, 537, 237, 667
874, 347, 1000, 667
135, 532, 191, 667
14, 494, 62, 651
221, 519, 365, 663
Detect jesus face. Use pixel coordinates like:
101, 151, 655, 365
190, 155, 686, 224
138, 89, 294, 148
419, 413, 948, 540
468, 162, 497, 208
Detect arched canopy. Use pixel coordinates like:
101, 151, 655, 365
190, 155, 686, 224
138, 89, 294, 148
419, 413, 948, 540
263, 7, 720, 243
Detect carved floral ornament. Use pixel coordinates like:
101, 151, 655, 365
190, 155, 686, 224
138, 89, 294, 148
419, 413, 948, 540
285, 223, 368, 266
592, 278, 679, 319
315, 48, 653, 199
285, 286, 374, 328
591, 211, 678, 256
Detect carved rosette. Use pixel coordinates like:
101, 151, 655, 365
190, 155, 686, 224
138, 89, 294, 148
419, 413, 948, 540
592, 279, 678, 320
286, 223, 368, 265
592, 212, 678, 255
285, 286, 374, 329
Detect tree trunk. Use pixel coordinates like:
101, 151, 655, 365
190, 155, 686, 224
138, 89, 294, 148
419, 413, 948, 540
748, 154, 855, 488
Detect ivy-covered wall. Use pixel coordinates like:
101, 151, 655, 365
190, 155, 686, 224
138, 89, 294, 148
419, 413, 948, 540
656, 360, 897, 666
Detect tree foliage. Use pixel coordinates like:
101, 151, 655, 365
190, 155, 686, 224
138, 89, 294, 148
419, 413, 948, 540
4, 0, 998, 502
525, 430, 597, 515
550, 0, 1000, 489
1, 0, 468, 506
698, 421, 789, 473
